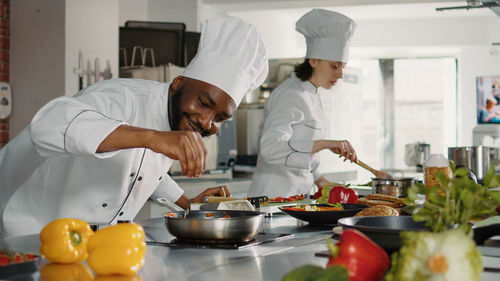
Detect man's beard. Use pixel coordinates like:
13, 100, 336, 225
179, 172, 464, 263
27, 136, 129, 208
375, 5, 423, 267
170, 86, 211, 137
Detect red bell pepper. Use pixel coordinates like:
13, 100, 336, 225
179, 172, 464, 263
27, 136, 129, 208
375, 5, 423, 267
327, 229, 390, 281
313, 187, 323, 199
328, 186, 358, 204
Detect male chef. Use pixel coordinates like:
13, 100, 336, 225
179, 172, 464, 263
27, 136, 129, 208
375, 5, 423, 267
0, 16, 268, 238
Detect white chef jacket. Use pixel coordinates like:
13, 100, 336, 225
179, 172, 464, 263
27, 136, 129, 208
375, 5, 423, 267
248, 73, 328, 198
0, 78, 184, 238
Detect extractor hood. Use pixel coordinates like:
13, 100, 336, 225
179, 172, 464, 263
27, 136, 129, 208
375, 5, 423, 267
436, 0, 500, 17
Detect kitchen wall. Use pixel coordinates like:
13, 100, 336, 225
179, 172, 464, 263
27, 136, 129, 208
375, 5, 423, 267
118, 0, 227, 31
10, 0, 119, 138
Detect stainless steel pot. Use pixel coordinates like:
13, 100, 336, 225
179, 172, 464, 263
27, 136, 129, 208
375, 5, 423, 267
164, 210, 265, 242
371, 177, 416, 198
448, 146, 494, 181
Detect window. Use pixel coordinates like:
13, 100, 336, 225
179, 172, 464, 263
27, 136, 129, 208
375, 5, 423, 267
318, 57, 457, 184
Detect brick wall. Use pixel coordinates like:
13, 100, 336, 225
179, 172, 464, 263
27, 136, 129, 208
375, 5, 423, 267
0, 0, 8, 148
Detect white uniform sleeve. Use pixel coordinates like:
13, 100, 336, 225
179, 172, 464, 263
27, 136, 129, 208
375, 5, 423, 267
259, 91, 319, 170
312, 161, 321, 181
30, 96, 127, 158
150, 175, 184, 203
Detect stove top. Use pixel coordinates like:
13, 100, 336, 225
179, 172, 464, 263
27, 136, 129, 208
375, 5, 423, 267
146, 232, 294, 250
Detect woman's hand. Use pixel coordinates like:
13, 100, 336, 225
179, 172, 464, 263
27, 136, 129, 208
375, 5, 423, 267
312, 139, 358, 163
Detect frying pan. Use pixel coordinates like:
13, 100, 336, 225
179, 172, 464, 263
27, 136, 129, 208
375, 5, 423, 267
338, 216, 500, 254
164, 210, 265, 242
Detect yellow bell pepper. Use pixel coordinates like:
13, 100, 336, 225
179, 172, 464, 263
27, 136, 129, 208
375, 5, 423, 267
40, 263, 94, 281
87, 223, 146, 275
40, 218, 94, 264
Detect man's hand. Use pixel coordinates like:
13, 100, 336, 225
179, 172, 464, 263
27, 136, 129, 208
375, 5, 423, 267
149, 131, 207, 178
175, 185, 231, 210
97, 125, 207, 178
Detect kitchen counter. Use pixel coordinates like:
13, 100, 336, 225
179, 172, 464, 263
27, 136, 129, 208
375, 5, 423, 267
1, 215, 499, 281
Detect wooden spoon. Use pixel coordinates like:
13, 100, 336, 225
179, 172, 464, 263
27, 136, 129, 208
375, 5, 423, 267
356, 160, 393, 179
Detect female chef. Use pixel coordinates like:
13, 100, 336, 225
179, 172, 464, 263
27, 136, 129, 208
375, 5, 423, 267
248, 9, 358, 198
0, 16, 268, 238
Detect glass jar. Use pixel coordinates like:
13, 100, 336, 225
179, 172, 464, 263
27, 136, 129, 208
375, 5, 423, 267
423, 154, 451, 189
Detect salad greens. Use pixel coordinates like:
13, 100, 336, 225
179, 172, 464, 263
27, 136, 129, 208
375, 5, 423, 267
404, 162, 500, 234
385, 229, 482, 281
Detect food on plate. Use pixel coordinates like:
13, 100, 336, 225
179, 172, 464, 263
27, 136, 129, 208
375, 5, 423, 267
366, 194, 404, 204
314, 185, 358, 204
357, 194, 404, 209
385, 229, 482, 281
267, 194, 305, 203
354, 205, 399, 217
327, 229, 390, 281
87, 222, 146, 275
39, 218, 94, 264
165, 212, 177, 218
283, 203, 344, 212
0, 249, 37, 266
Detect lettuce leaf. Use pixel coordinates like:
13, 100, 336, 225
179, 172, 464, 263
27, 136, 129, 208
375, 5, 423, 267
315, 186, 332, 204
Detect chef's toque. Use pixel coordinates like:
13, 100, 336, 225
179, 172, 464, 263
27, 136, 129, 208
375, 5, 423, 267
183, 16, 269, 106
296, 9, 356, 63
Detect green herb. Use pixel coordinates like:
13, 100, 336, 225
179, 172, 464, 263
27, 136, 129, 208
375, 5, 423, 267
404, 162, 500, 234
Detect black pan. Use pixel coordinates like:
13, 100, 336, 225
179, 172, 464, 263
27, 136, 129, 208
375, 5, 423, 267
338, 216, 500, 254
279, 204, 369, 225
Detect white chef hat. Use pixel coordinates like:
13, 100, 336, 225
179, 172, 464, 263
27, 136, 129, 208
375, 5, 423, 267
296, 9, 356, 63
183, 16, 269, 106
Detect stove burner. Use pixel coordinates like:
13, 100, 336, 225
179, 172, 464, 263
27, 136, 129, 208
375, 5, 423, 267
175, 237, 255, 244
146, 232, 294, 250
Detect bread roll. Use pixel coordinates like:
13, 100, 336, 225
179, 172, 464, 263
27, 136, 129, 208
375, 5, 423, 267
354, 205, 399, 217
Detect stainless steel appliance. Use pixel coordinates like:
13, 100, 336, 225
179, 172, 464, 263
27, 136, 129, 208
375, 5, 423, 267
448, 145, 499, 181
235, 103, 264, 168
404, 142, 430, 172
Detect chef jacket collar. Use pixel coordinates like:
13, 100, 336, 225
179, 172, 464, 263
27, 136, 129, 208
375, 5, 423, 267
292, 72, 319, 94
